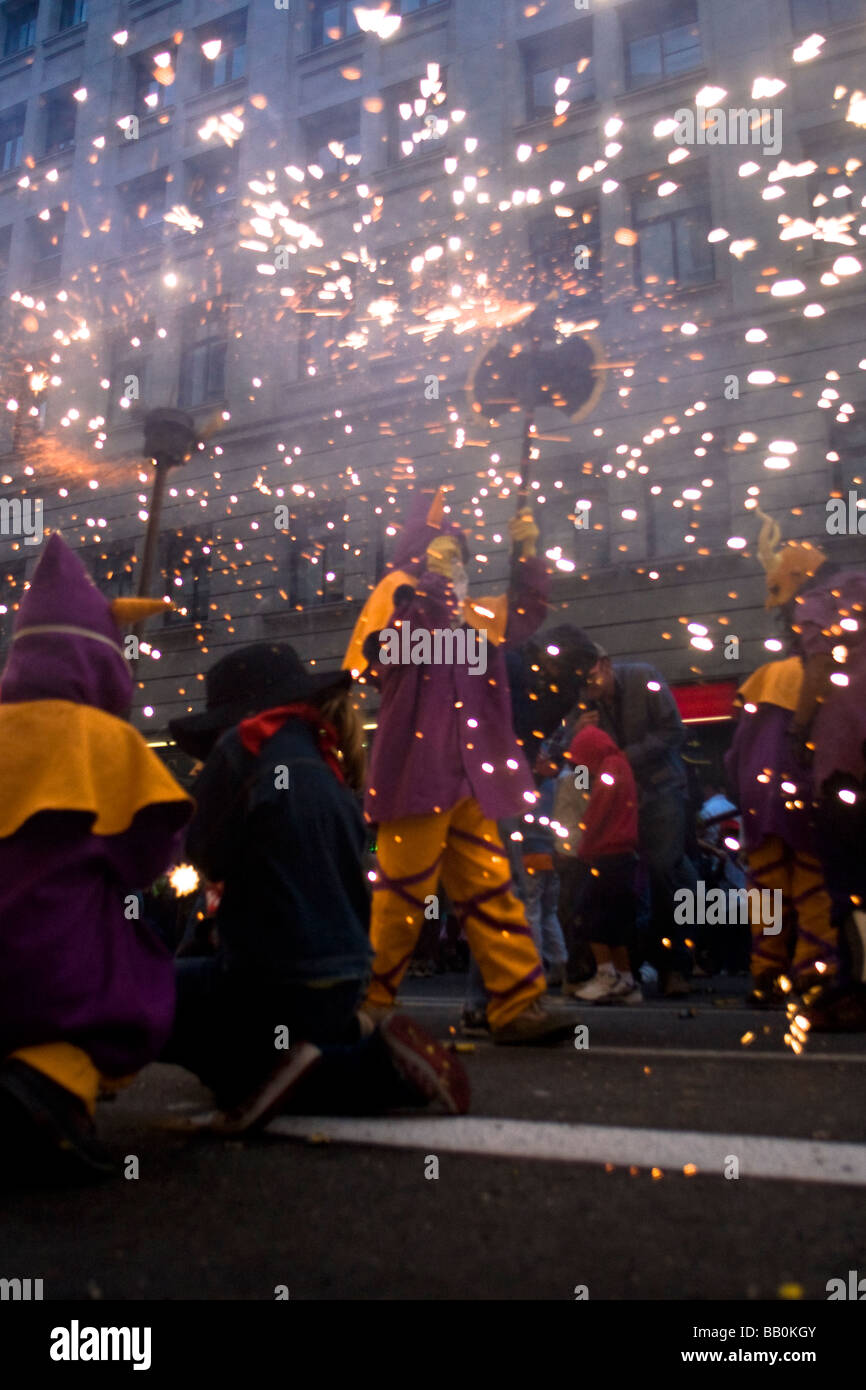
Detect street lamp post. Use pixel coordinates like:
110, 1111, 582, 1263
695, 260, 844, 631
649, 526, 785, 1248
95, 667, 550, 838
136, 407, 197, 603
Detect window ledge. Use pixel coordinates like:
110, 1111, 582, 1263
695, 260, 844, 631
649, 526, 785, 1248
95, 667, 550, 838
619, 65, 708, 103
184, 79, 248, 116
33, 147, 76, 171
43, 24, 88, 52
0, 46, 36, 77
301, 33, 364, 63
512, 101, 599, 140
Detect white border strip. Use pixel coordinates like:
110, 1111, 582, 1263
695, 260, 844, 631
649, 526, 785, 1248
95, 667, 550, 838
266, 1115, 866, 1187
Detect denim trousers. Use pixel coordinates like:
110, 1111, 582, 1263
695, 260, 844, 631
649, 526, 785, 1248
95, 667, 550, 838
638, 789, 698, 976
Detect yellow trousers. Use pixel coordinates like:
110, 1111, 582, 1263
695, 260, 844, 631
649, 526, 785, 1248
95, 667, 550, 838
367, 797, 546, 1028
8, 1044, 103, 1114
746, 835, 838, 982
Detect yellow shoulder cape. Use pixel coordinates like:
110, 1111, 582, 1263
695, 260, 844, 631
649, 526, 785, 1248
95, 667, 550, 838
737, 656, 804, 714
0, 699, 192, 838
343, 574, 509, 677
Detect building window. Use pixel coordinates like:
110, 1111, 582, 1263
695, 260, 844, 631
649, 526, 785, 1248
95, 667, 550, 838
522, 22, 594, 122
29, 208, 64, 284
791, 0, 861, 32
300, 267, 355, 375
42, 83, 78, 155
121, 171, 167, 252
632, 176, 714, 290
185, 147, 239, 227
109, 322, 153, 419
529, 204, 601, 303
623, 0, 702, 91
131, 44, 177, 116
398, 0, 446, 12
58, 0, 85, 30
542, 471, 609, 569
0, 559, 26, 648
161, 532, 211, 626
311, 0, 360, 49
178, 301, 228, 408
806, 136, 865, 225
285, 508, 347, 608
0, 103, 25, 172
387, 69, 448, 164
303, 102, 361, 184
3, 2, 37, 56
197, 9, 246, 92
87, 544, 136, 600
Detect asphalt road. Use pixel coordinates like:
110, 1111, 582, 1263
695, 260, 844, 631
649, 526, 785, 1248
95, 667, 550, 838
2, 973, 865, 1302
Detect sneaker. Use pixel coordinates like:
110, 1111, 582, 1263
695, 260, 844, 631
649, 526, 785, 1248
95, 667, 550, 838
561, 977, 594, 998
605, 974, 644, 1005
491, 998, 576, 1046
572, 971, 620, 1003
459, 1006, 491, 1038
0, 1059, 115, 1184
214, 1042, 324, 1134
378, 1014, 471, 1115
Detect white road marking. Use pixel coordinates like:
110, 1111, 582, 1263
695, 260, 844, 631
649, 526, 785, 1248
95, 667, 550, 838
266, 1115, 866, 1186
524, 1043, 866, 1064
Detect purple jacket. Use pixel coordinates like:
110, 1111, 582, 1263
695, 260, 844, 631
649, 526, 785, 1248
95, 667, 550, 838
0, 535, 190, 1075
798, 569, 866, 792
364, 557, 549, 823
725, 702, 815, 854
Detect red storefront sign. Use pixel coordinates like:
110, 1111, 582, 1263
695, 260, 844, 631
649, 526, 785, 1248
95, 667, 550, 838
672, 680, 738, 724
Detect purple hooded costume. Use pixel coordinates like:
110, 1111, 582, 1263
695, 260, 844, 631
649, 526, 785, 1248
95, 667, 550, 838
0, 535, 191, 1075
346, 492, 549, 824
797, 569, 866, 793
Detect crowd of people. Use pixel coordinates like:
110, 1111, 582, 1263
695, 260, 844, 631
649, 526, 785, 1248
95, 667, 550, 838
0, 488, 863, 1184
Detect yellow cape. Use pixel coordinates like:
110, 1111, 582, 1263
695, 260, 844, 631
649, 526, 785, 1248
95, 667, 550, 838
737, 656, 804, 714
343, 573, 509, 677
0, 700, 192, 838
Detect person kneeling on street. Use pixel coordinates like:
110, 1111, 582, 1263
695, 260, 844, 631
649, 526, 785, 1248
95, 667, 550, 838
165, 643, 469, 1131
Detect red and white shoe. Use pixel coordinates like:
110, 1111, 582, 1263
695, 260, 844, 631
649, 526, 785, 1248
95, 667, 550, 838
378, 1014, 471, 1115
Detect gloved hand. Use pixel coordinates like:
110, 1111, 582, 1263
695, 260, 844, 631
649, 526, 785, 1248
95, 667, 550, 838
509, 510, 539, 557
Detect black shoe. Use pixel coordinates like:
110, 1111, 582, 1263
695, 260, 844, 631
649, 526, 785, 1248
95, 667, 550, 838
662, 971, 691, 999
459, 1007, 491, 1038
802, 984, 866, 1033
0, 1059, 115, 1184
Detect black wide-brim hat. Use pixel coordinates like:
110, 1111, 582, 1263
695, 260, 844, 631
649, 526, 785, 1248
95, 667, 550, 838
169, 641, 351, 761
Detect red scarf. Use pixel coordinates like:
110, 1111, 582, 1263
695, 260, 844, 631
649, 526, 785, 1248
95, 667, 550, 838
238, 702, 345, 784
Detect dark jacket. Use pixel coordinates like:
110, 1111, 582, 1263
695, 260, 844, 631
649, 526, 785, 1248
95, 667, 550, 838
186, 719, 373, 982
596, 662, 687, 806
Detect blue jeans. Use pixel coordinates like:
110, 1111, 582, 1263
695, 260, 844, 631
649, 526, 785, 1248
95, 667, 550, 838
524, 869, 567, 966
638, 789, 697, 977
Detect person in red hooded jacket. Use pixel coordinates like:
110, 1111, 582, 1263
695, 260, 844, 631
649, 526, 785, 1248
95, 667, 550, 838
557, 724, 642, 1004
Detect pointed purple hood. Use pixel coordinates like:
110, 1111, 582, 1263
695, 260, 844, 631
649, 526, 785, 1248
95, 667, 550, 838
0, 533, 133, 715
390, 487, 468, 577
